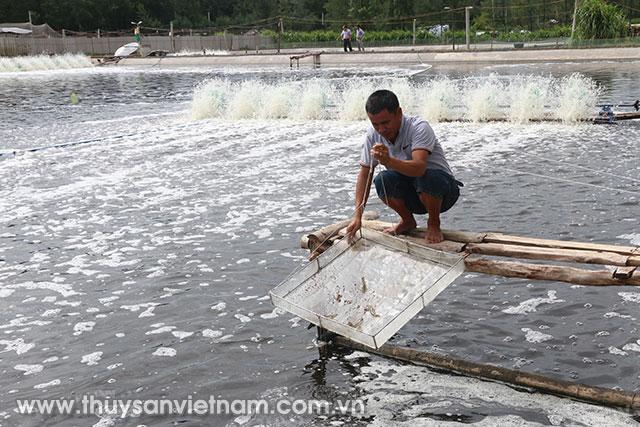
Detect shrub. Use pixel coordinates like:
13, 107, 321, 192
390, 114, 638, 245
575, 0, 627, 39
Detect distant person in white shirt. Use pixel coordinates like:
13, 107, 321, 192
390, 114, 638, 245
340, 26, 353, 52
356, 26, 365, 52
346, 90, 463, 243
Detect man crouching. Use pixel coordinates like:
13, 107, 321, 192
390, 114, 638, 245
346, 89, 462, 244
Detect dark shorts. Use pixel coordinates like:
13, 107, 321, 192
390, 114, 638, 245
373, 169, 461, 214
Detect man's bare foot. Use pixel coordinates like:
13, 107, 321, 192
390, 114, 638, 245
383, 217, 417, 235
425, 227, 444, 243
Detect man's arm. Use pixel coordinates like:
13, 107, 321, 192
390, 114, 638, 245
372, 144, 429, 177
346, 165, 374, 240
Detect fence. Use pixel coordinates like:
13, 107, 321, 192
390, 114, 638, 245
0, 34, 276, 56
2, 33, 639, 57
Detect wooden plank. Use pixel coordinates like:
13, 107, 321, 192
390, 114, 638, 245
465, 242, 630, 266
464, 256, 640, 286
484, 232, 637, 255
613, 266, 637, 280
362, 221, 486, 243
333, 336, 640, 410
402, 235, 467, 254
614, 112, 640, 121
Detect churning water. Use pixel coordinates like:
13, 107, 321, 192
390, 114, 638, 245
0, 54, 93, 73
1, 60, 639, 426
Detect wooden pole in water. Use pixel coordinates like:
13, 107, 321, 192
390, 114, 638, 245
464, 256, 640, 286
333, 336, 640, 410
301, 212, 379, 260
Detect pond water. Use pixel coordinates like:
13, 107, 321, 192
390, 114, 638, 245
1, 60, 639, 426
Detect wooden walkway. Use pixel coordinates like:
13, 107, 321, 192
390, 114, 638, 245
289, 51, 323, 68
299, 216, 640, 410
303, 218, 640, 287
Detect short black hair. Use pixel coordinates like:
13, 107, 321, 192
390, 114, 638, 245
365, 90, 399, 115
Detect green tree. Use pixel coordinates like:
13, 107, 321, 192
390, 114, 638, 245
575, 0, 627, 39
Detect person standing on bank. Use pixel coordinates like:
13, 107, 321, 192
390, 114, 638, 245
341, 25, 353, 52
356, 26, 365, 52
346, 90, 462, 244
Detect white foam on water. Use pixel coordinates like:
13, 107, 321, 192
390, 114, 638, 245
465, 75, 503, 122
189, 74, 601, 124
0, 338, 36, 355
99, 296, 119, 305
81, 351, 103, 366
0, 53, 93, 73
34, 379, 61, 389
55, 300, 82, 307
171, 331, 193, 340
73, 321, 96, 335
340, 79, 376, 121
618, 292, 640, 304
609, 346, 628, 356
202, 329, 223, 338
502, 290, 565, 315
521, 328, 554, 343
0, 289, 15, 298
418, 78, 459, 123
93, 415, 116, 427
234, 314, 251, 323
146, 326, 176, 335
617, 233, 640, 245
152, 347, 176, 357
211, 302, 226, 311
507, 77, 550, 123
14, 364, 44, 375
344, 350, 371, 360
120, 302, 159, 318
253, 228, 272, 239
5, 281, 81, 298
356, 359, 637, 426
0, 317, 51, 329
604, 311, 633, 319
622, 340, 640, 353
555, 74, 602, 123
260, 308, 285, 319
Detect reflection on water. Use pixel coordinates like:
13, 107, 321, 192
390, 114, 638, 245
0, 62, 639, 425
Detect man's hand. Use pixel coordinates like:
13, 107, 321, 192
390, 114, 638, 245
346, 216, 362, 244
371, 143, 390, 166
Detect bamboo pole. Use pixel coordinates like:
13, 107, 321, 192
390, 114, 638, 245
465, 256, 640, 286
308, 220, 640, 286
465, 242, 636, 267
301, 212, 378, 260
333, 336, 640, 410
483, 232, 637, 255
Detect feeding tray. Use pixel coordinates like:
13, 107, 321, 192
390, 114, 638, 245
270, 228, 465, 349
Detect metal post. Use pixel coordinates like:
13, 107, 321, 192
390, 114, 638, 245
97, 29, 101, 38
28, 11, 34, 55
465, 6, 473, 50
571, 0, 579, 40
412, 19, 416, 45
277, 17, 282, 54
170, 21, 175, 53
448, 8, 455, 51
